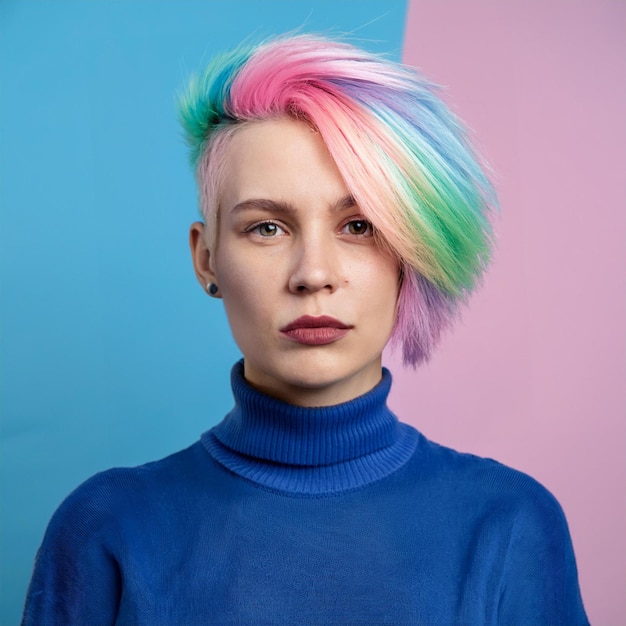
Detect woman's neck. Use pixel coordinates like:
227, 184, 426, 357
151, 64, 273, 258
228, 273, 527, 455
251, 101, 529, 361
242, 356, 385, 407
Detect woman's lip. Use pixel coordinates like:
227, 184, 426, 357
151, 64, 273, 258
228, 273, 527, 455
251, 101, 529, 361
280, 315, 351, 332
281, 327, 351, 345
280, 316, 353, 346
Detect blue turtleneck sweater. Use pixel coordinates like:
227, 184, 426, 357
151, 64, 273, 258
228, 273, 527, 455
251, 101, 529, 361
23, 363, 588, 625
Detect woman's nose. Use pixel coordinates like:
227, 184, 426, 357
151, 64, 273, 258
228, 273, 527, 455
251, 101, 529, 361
287, 234, 339, 294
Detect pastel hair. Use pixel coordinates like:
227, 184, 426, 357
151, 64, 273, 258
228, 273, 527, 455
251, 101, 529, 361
178, 34, 496, 366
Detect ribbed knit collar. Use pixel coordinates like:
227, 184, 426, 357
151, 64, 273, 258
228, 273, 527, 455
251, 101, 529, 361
201, 361, 418, 495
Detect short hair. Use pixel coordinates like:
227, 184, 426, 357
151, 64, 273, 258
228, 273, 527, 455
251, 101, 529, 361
178, 34, 496, 366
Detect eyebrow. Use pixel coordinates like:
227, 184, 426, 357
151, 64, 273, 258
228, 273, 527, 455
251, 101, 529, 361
230, 195, 356, 215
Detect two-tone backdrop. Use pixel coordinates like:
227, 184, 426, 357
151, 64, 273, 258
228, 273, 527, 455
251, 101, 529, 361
1, 1, 624, 624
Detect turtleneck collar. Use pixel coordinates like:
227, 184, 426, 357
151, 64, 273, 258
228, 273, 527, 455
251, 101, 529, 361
201, 361, 419, 496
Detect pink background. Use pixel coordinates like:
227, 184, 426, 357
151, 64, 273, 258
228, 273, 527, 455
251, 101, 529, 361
385, 1, 626, 624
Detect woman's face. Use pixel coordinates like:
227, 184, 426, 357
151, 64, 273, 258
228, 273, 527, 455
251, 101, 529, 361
191, 118, 399, 406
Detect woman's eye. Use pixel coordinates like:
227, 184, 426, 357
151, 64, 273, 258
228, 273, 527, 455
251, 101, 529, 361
344, 219, 373, 236
250, 222, 284, 237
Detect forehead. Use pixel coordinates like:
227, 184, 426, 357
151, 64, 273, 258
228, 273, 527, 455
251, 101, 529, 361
219, 118, 349, 211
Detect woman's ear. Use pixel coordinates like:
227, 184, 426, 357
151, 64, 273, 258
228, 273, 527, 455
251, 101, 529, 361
189, 221, 221, 298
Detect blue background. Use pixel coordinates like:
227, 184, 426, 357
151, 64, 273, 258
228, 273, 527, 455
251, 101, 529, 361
0, 0, 407, 621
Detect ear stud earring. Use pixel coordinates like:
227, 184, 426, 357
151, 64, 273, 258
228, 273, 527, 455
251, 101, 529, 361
206, 283, 220, 296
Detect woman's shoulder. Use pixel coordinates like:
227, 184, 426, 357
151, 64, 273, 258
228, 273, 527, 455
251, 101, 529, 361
411, 431, 567, 522
48, 442, 211, 531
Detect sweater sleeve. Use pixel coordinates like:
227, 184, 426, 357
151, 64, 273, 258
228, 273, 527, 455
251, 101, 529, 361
22, 474, 122, 626
497, 485, 589, 626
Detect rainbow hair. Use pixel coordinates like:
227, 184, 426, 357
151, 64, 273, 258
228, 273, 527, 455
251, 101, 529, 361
178, 34, 496, 366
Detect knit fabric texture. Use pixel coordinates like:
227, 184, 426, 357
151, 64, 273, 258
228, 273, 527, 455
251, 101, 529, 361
22, 362, 589, 625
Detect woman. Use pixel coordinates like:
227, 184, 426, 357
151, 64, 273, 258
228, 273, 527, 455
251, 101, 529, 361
23, 34, 588, 625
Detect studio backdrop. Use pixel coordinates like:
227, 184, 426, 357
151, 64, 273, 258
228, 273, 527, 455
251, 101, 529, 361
1, 1, 624, 624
